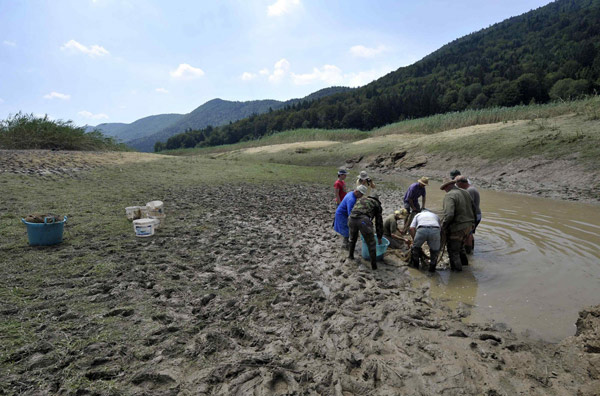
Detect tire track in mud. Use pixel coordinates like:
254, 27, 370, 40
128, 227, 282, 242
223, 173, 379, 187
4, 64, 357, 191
2, 183, 598, 395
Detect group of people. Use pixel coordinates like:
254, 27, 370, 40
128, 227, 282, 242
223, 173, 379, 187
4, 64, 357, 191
333, 169, 481, 273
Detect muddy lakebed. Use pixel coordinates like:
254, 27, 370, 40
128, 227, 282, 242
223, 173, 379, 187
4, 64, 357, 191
1, 154, 600, 395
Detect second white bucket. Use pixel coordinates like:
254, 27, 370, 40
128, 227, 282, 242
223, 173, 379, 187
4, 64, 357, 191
133, 218, 156, 237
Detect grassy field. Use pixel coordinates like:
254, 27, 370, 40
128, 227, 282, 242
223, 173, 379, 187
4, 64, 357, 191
1, 156, 339, 393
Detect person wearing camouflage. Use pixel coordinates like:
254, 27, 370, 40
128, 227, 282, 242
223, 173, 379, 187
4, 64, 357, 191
348, 193, 384, 270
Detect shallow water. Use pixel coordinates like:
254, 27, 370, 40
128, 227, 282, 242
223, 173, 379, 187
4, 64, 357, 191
386, 177, 600, 343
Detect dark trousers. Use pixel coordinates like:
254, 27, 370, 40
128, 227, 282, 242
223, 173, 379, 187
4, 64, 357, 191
348, 216, 376, 263
447, 226, 471, 271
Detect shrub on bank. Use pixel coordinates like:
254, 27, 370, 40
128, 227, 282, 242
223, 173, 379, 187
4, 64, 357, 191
0, 112, 129, 151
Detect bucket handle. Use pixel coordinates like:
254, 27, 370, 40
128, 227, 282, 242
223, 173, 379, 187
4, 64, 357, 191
21, 218, 27, 225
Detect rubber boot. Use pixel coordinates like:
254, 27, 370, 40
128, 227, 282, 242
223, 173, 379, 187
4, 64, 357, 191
460, 248, 469, 267
342, 237, 349, 250
449, 250, 462, 272
411, 247, 422, 268
348, 238, 357, 260
428, 250, 439, 272
368, 248, 377, 270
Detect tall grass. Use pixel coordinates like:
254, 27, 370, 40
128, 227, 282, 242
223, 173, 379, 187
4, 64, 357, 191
0, 112, 129, 151
166, 128, 369, 156
374, 96, 600, 136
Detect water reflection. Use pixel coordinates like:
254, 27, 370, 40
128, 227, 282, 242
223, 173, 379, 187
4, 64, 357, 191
385, 176, 600, 342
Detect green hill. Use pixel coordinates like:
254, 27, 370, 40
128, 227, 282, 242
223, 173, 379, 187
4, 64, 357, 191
157, 0, 600, 151
131, 86, 351, 152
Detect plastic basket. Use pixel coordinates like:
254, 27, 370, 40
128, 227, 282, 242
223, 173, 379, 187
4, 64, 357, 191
360, 234, 390, 261
21, 216, 67, 246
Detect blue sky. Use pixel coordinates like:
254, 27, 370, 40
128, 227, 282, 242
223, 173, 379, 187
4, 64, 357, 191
0, 0, 554, 125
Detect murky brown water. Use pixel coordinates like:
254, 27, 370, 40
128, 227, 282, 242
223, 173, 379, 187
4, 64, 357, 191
388, 177, 600, 343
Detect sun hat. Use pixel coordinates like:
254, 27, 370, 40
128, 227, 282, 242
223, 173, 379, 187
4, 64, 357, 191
395, 209, 408, 217
455, 175, 468, 183
440, 177, 456, 190
418, 176, 429, 185
356, 185, 368, 195
338, 169, 348, 175
359, 171, 369, 180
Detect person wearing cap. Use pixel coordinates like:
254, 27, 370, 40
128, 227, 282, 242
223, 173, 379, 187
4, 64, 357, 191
401, 177, 429, 234
334, 169, 348, 206
409, 209, 441, 272
383, 209, 408, 249
356, 170, 376, 196
348, 192, 384, 270
456, 175, 481, 254
440, 178, 476, 271
334, 185, 367, 249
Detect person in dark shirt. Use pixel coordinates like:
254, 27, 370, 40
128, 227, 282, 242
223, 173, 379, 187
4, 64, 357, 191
401, 177, 428, 234
348, 193, 384, 270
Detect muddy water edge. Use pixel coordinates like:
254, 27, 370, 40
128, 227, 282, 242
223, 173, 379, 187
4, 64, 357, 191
380, 174, 600, 343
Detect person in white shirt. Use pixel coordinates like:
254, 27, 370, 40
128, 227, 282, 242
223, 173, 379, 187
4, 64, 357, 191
409, 208, 441, 272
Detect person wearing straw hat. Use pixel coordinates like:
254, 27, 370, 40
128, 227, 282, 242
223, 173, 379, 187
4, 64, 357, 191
383, 209, 408, 249
334, 169, 348, 206
356, 170, 376, 196
348, 192, 383, 270
334, 185, 367, 249
401, 176, 429, 234
440, 177, 476, 271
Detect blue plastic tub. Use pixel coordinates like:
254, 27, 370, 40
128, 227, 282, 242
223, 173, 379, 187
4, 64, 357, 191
21, 216, 67, 246
360, 234, 390, 261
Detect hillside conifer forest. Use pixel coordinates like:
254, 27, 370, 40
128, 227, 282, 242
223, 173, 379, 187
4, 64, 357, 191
156, 0, 600, 152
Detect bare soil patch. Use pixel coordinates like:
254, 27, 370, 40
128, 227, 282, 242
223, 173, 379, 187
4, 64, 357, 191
0, 149, 166, 177
241, 141, 337, 154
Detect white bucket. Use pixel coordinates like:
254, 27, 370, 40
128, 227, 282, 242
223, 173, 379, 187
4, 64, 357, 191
133, 218, 156, 237
148, 215, 164, 229
139, 206, 150, 218
125, 206, 141, 221
146, 200, 164, 216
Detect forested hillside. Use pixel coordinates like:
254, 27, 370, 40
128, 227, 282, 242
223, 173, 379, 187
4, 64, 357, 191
131, 86, 351, 151
157, 0, 600, 151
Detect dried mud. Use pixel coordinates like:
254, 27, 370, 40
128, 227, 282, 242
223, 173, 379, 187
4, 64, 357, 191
2, 173, 599, 395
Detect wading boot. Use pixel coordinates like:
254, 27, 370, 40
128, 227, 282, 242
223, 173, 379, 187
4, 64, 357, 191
348, 238, 357, 260
410, 247, 422, 268
428, 250, 439, 272
369, 248, 378, 270
460, 249, 469, 267
342, 237, 349, 250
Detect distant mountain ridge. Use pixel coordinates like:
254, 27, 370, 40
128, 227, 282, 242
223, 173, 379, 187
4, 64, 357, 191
88, 86, 351, 152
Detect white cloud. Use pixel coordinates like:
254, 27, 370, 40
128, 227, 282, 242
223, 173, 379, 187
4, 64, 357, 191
267, 0, 300, 16
61, 39, 109, 57
78, 110, 109, 120
349, 44, 388, 58
155, 88, 169, 94
241, 72, 257, 81
344, 69, 390, 87
3, 40, 16, 47
268, 58, 291, 83
291, 65, 344, 85
259, 68, 269, 75
170, 63, 205, 79
43, 92, 71, 100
